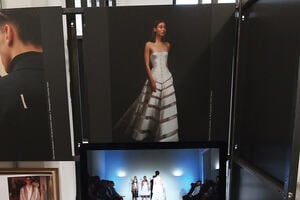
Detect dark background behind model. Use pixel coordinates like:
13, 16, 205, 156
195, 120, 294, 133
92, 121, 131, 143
82, 4, 236, 143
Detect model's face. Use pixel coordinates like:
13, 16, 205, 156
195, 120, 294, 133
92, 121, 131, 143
154, 22, 167, 37
25, 178, 32, 185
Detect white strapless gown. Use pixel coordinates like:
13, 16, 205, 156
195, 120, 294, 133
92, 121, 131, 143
114, 51, 179, 142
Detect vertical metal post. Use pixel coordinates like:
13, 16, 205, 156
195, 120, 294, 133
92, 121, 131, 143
227, 1, 242, 199
65, 4, 85, 200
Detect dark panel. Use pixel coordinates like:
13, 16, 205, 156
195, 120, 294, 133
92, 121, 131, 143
40, 7, 73, 160
83, 8, 112, 142
210, 4, 236, 141
232, 164, 283, 200
235, 1, 300, 181
109, 5, 211, 142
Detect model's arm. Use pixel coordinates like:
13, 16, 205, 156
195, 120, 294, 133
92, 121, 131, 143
144, 42, 156, 92
166, 42, 171, 68
35, 187, 41, 200
19, 188, 25, 200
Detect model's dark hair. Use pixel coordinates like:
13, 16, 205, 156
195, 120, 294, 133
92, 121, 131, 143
155, 170, 160, 176
150, 19, 167, 42
0, 9, 42, 47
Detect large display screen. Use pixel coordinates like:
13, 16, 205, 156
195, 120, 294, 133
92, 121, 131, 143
80, 142, 226, 200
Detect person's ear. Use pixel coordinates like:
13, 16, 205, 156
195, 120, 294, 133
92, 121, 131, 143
3, 24, 14, 46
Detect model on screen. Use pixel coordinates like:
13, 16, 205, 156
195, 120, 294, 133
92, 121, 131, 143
152, 171, 166, 200
113, 19, 179, 142
131, 176, 139, 200
140, 176, 150, 200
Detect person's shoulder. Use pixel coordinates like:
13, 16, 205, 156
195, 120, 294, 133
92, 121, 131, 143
145, 41, 154, 47
0, 74, 12, 87
164, 42, 170, 49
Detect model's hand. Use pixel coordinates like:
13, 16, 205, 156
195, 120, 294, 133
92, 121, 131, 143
150, 79, 157, 92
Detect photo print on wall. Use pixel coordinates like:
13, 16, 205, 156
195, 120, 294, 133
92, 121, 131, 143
0, 7, 72, 160
83, 5, 216, 143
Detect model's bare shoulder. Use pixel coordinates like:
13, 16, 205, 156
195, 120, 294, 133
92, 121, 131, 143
145, 41, 153, 48
165, 42, 170, 48
145, 42, 154, 53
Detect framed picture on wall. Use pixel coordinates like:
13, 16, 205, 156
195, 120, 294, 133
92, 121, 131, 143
0, 168, 59, 200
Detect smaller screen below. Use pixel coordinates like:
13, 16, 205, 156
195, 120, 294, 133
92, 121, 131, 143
82, 143, 225, 200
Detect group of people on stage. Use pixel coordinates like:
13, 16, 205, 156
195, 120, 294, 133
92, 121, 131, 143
88, 172, 223, 200
131, 170, 165, 200
88, 170, 166, 200
182, 176, 223, 200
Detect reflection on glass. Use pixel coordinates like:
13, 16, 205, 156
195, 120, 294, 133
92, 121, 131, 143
218, 0, 236, 3
116, 0, 172, 6
75, 14, 83, 36
75, 0, 81, 7
202, 0, 212, 4
176, 0, 198, 4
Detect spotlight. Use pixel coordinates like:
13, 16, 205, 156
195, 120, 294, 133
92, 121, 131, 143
117, 170, 126, 177
173, 169, 183, 176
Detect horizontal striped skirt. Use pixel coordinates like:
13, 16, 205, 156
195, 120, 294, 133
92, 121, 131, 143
113, 76, 179, 142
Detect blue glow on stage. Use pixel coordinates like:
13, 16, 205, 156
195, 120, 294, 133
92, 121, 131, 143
88, 148, 219, 200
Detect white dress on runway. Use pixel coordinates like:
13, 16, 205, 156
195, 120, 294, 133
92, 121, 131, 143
140, 180, 150, 196
152, 175, 166, 200
114, 51, 179, 142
